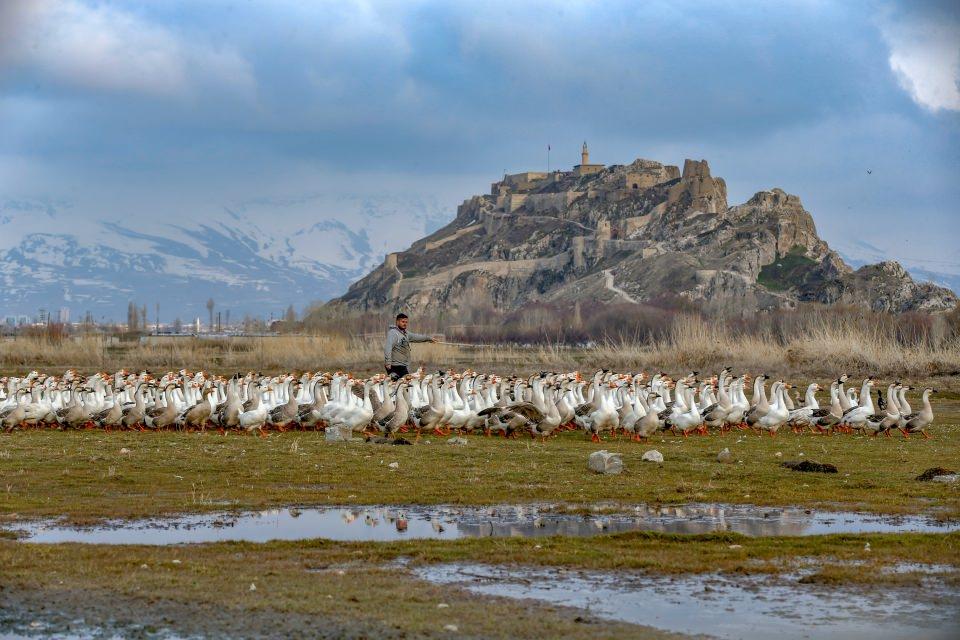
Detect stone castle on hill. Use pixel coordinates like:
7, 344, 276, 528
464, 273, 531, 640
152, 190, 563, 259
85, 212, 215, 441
330, 145, 957, 315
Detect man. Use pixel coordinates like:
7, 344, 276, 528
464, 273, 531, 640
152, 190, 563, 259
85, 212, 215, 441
384, 313, 435, 379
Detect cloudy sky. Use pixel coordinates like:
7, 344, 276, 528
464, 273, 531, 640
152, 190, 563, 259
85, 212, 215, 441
1, 0, 958, 276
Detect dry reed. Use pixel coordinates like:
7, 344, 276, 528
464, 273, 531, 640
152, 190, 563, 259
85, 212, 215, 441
2, 311, 958, 382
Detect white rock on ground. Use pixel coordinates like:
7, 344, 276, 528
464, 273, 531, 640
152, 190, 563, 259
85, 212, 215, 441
641, 450, 664, 463
325, 425, 352, 441
717, 448, 734, 463
588, 450, 624, 474
447, 436, 468, 446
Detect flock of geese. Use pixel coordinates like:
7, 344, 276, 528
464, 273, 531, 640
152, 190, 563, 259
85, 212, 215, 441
0, 369, 938, 441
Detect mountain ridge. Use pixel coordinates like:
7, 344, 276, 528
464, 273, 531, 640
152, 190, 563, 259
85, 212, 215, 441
0, 194, 449, 321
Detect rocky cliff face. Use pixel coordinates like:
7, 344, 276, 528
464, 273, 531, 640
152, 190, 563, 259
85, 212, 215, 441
329, 158, 957, 316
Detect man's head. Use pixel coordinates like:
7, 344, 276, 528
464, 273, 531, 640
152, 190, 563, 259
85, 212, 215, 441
395, 313, 408, 331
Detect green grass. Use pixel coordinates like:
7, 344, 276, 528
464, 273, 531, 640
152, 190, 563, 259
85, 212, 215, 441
758, 245, 818, 291
2, 406, 958, 521
1, 539, 675, 639
2, 531, 958, 638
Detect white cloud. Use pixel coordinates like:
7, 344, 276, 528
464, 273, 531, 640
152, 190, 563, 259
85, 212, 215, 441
879, 11, 960, 112
1, 0, 255, 99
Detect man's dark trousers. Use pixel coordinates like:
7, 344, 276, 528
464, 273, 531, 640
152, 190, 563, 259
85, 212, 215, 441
388, 365, 409, 380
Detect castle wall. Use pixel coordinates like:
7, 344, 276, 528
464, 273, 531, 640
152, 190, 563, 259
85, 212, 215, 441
573, 164, 604, 177
397, 252, 572, 297
523, 191, 580, 214
423, 224, 482, 251
503, 193, 528, 212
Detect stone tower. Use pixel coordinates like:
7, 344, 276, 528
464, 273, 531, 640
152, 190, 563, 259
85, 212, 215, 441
581, 141, 589, 165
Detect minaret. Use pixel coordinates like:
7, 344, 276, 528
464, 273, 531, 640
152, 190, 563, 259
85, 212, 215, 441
581, 141, 589, 165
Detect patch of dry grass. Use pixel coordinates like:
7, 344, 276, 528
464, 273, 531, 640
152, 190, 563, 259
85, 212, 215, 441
3, 310, 958, 381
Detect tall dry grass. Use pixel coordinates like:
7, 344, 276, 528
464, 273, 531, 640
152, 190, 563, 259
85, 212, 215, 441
3, 311, 958, 383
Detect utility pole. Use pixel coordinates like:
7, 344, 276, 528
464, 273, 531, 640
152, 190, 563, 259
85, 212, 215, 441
547, 144, 550, 173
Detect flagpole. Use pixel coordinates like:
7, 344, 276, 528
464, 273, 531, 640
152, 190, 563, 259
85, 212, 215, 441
547, 144, 550, 174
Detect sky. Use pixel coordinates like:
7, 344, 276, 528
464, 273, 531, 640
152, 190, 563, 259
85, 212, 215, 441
1, 0, 959, 277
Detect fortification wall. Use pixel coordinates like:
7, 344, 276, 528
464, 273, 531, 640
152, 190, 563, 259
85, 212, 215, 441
397, 252, 571, 297
523, 191, 580, 214
423, 224, 482, 251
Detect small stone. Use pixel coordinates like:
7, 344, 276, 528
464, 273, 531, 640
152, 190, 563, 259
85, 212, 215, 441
325, 425, 352, 442
443, 624, 459, 632
864, 543, 871, 552
336, 569, 346, 575
534, 544, 542, 549
728, 544, 743, 549
249, 583, 256, 591
119, 448, 131, 454
171, 559, 181, 564
29, 621, 42, 628
641, 449, 664, 463
447, 436, 468, 446
774, 451, 782, 458
140, 563, 148, 569
932, 474, 959, 484
716, 448, 734, 464
388, 462, 399, 469
437, 603, 450, 608
588, 450, 624, 474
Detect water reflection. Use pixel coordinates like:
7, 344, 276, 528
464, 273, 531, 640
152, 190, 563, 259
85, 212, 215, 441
13, 503, 958, 545
416, 563, 960, 640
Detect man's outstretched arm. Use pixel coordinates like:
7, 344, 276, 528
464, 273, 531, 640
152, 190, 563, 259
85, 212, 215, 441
407, 331, 435, 343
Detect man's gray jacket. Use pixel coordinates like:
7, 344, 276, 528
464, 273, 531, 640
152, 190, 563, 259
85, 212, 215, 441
384, 325, 431, 368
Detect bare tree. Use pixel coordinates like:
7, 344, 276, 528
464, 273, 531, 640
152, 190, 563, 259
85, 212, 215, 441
206, 298, 215, 333
127, 301, 137, 332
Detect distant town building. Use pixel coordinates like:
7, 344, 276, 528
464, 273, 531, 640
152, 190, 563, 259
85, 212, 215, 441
57, 307, 70, 324
4, 315, 31, 327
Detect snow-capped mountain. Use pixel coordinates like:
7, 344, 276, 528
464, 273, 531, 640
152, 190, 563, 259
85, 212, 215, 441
0, 195, 452, 322
835, 239, 960, 296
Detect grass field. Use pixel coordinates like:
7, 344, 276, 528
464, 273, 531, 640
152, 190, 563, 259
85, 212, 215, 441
2, 406, 958, 521
1, 348, 958, 636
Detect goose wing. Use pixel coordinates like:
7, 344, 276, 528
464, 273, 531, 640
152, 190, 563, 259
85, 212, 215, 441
507, 402, 545, 422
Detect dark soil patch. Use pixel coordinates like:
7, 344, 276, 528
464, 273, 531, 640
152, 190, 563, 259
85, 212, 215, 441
782, 460, 838, 474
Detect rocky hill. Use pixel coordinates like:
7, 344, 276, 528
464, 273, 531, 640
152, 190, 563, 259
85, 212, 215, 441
329, 156, 957, 315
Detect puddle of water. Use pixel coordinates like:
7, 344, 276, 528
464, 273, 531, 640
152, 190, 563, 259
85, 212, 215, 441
13, 503, 960, 545
0, 617, 187, 640
1, 633, 125, 640
416, 563, 960, 640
